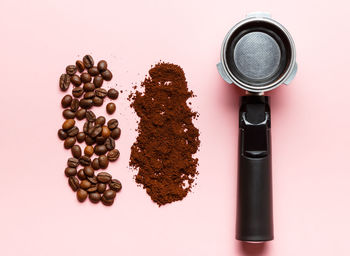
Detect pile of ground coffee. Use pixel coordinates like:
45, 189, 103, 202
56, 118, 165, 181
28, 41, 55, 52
129, 62, 200, 206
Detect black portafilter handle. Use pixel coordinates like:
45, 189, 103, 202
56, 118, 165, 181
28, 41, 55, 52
236, 95, 273, 242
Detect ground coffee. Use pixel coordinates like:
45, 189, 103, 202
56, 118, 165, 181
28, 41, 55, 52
129, 62, 200, 206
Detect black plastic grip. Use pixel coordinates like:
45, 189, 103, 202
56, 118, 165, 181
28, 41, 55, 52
236, 95, 273, 242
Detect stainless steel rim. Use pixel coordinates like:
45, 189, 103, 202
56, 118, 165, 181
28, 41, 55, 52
220, 16, 296, 92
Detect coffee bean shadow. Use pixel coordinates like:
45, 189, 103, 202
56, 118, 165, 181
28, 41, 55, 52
238, 241, 269, 256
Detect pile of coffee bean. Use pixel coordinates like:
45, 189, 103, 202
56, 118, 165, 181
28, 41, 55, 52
58, 55, 122, 206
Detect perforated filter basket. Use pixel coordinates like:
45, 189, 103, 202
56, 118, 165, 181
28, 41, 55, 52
217, 12, 297, 92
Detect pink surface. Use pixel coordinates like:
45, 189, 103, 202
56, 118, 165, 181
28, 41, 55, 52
1, 0, 350, 255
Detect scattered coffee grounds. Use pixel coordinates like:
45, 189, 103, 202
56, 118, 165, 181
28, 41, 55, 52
129, 62, 200, 206
58, 55, 122, 206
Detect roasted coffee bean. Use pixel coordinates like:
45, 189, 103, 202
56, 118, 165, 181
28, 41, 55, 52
95, 136, 106, 145
105, 137, 115, 151
101, 126, 111, 138
109, 179, 122, 192
80, 179, 91, 189
95, 116, 106, 126
98, 155, 109, 169
107, 119, 118, 130
106, 102, 116, 114
107, 89, 119, 100
75, 108, 86, 120
83, 55, 94, 69
97, 60, 107, 72
67, 126, 79, 137
97, 172, 112, 183
76, 60, 85, 72
76, 132, 86, 143
87, 125, 99, 137
83, 82, 95, 92
86, 110, 96, 122
81, 122, 91, 134
84, 145, 94, 157
71, 145, 82, 158
77, 189, 88, 202
67, 157, 79, 168
93, 96, 103, 106
58, 129, 68, 140
89, 192, 101, 203
77, 169, 86, 180
68, 176, 80, 191
91, 158, 100, 170
107, 149, 120, 161
87, 125, 94, 136
59, 74, 70, 91
89, 125, 102, 138
110, 127, 121, 140
95, 88, 107, 98
101, 196, 114, 206
85, 135, 95, 145
87, 176, 98, 184
66, 65, 77, 75
70, 99, 80, 112
93, 75, 103, 88
65, 167, 77, 177
63, 109, 75, 119
97, 183, 107, 193
79, 155, 91, 166
88, 67, 99, 76
101, 69, 113, 81
62, 119, 75, 130
87, 185, 98, 193
103, 189, 116, 200
72, 87, 84, 98
102, 197, 114, 205
61, 95, 73, 108
86, 184, 97, 193
79, 99, 93, 109
70, 75, 82, 86
84, 92, 95, 99
94, 144, 107, 155
83, 121, 94, 134
81, 72, 92, 83
64, 137, 76, 149
83, 166, 94, 177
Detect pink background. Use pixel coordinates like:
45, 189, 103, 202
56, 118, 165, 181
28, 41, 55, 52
1, 0, 349, 255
